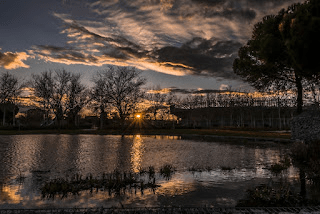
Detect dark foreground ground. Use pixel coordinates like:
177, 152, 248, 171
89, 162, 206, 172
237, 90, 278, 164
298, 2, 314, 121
1, 207, 320, 214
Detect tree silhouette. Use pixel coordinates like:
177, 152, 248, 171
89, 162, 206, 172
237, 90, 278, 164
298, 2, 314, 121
91, 66, 146, 130
233, 0, 320, 114
0, 72, 22, 126
31, 71, 54, 125
31, 69, 87, 128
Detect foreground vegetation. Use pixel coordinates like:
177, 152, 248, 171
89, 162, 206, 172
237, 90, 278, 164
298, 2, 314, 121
41, 165, 175, 199
238, 140, 320, 207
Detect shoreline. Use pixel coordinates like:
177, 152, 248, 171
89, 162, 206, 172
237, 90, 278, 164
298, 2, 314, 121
0, 128, 293, 143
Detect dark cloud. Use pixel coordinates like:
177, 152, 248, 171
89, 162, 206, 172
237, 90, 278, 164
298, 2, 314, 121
33, 0, 304, 79
157, 0, 257, 21
65, 22, 148, 59
152, 37, 242, 79
67, 22, 140, 49
167, 87, 192, 94
191, 0, 226, 7
34, 34, 242, 79
190, 0, 297, 9
38, 45, 74, 52
37, 45, 95, 62
203, 8, 256, 20
247, 0, 297, 8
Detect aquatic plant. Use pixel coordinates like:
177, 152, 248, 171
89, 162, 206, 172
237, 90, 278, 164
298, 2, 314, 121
291, 141, 320, 191
188, 166, 202, 172
269, 155, 291, 175
147, 166, 155, 178
41, 171, 159, 199
236, 183, 318, 207
205, 166, 213, 171
139, 166, 155, 179
160, 164, 175, 180
188, 166, 213, 172
221, 166, 234, 171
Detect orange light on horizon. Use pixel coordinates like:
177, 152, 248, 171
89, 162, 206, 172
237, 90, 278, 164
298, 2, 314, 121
136, 114, 141, 119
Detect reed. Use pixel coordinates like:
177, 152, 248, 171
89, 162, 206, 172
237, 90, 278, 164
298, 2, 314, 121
41, 171, 160, 199
221, 166, 234, 171
160, 164, 175, 180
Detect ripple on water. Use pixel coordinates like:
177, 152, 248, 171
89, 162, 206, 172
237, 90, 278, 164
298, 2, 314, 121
0, 134, 297, 208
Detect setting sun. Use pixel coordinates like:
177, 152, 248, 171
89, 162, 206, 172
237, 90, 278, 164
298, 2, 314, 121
136, 114, 141, 119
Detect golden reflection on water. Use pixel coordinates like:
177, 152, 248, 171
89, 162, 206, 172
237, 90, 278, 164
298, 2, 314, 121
131, 135, 145, 173
8, 136, 39, 176
157, 176, 196, 196
0, 135, 302, 208
254, 148, 280, 177
154, 135, 181, 140
0, 184, 23, 203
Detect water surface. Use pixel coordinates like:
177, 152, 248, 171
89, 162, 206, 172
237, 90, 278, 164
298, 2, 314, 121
0, 134, 298, 208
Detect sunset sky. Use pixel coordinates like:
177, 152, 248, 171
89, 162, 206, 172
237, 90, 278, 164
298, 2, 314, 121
0, 0, 304, 93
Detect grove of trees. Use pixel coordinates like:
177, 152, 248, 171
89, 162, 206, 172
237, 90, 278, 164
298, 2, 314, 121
31, 69, 89, 129
1, 63, 320, 130
91, 66, 146, 129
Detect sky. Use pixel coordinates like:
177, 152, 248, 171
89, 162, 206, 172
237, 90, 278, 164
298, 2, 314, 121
0, 0, 305, 93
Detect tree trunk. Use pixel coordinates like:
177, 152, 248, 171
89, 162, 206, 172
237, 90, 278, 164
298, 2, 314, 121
74, 114, 78, 128
120, 117, 125, 133
57, 118, 61, 130
2, 107, 6, 126
13, 108, 15, 126
100, 110, 105, 130
278, 105, 282, 130
295, 74, 303, 114
299, 169, 306, 199
261, 109, 264, 128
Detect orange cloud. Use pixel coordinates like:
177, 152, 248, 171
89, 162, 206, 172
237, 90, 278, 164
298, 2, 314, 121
0, 51, 30, 69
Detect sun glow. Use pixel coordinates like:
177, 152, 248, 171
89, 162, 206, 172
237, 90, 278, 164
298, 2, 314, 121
136, 114, 141, 119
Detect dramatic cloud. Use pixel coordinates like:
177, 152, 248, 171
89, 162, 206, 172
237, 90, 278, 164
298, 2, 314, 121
0, 50, 30, 69
152, 37, 242, 78
32, 0, 303, 80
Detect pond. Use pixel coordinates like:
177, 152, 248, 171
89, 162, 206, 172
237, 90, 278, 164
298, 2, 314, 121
0, 134, 300, 208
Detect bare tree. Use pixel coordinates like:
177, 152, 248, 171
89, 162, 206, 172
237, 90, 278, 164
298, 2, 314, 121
91, 66, 146, 129
31, 69, 88, 128
31, 71, 54, 125
51, 69, 71, 128
91, 74, 110, 129
0, 72, 22, 126
66, 73, 89, 128
146, 86, 167, 120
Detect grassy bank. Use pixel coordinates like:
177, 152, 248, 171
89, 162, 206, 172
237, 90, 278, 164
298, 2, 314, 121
0, 128, 291, 139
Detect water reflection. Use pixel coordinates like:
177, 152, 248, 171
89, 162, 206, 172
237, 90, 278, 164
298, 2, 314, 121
0, 134, 299, 208
131, 135, 145, 173
157, 173, 196, 196
0, 184, 23, 203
